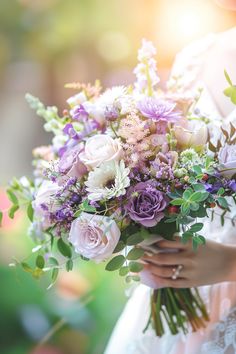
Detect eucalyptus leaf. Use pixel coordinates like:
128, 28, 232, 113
8, 205, 19, 219
27, 203, 34, 222
7, 190, 18, 205
66, 259, 73, 271
36, 255, 45, 269
129, 262, 143, 273
127, 248, 144, 260
126, 233, 144, 246
105, 255, 126, 271
119, 266, 129, 276
57, 238, 72, 258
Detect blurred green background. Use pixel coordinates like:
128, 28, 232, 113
0, 0, 235, 353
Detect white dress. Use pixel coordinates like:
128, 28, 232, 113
105, 32, 236, 354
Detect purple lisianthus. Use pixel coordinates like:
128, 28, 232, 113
125, 181, 168, 227
72, 104, 89, 121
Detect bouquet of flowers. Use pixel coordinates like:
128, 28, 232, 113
3, 40, 236, 337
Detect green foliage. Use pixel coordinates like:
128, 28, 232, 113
66, 259, 73, 271
224, 70, 236, 105
57, 238, 72, 258
8, 205, 19, 219
129, 261, 143, 273
36, 255, 45, 269
27, 202, 34, 222
119, 266, 129, 276
105, 255, 126, 271
74, 199, 97, 217
126, 248, 144, 260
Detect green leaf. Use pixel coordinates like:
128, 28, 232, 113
7, 190, 18, 205
189, 202, 199, 211
190, 223, 203, 233
113, 241, 126, 253
129, 262, 143, 273
66, 259, 73, 272
181, 203, 190, 215
21, 262, 33, 273
224, 69, 233, 86
217, 197, 229, 209
182, 231, 193, 244
192, 235, 205, 251
57, 238, 72, 258
131, 275, 140, 282
192, 165, 202, 175
170, 198, 183, 206
48, 257, 59, 266
196, 235, 206, 245
105, 255, 126, 271
36, 255, 45, 269
190, 204, 208, 218
0, 211, 3, 227
52, 268, 59, 282
183, 189, 192, 200
74, 209, 82, 218
80, 199, 96, 213
126, 233, 144, 246
231, 88, 236, 105
126, 248, 144, 260
217, 187, 225, 196
8, 204, 19, 219
198, 192, 209, 202
27, 203, 34, 222
119, 266, 129, 276
189, 192, 202, 202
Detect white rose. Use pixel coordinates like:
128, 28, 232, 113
218, 144, 236, 178
69, 212, 120, 262
79, 134, 123, 169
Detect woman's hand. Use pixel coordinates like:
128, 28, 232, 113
141, 236, 236, 288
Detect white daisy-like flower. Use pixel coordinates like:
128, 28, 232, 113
85, 160, 130, 201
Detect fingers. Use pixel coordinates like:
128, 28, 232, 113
157, 236, 190, 250
142, 252, 184, 266
144, 263, 185, 279
150, 274, 190, 288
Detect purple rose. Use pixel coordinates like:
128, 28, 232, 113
125, 181, 168, 227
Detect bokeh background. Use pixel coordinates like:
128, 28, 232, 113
0, 0, 235, 353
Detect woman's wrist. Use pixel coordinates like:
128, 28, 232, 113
224, 244, 236, 282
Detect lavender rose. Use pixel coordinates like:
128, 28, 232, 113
218, 144, 236, 178
32, 181, 60, 230
125, 181, 168, 227
68, 212, 120, 262
58, 143, 87, 180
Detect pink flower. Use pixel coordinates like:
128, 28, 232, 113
58, 144, 87, 180
79, 135, 123, 169
68, 212, 120, 261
